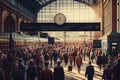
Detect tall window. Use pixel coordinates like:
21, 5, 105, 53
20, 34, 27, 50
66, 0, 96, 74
37, 0, 100, 41
37, 0, 99, 23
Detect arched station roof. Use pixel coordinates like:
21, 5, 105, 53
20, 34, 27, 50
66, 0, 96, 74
17, 0, 97, 14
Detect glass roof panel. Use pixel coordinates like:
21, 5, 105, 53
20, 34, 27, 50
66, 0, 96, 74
37, 0, 99, 23
37, 0, 99, 41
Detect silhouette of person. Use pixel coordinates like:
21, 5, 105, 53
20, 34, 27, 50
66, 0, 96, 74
85, 62, 94, 80
54, 61, 65, 80
41, 61, 54, 80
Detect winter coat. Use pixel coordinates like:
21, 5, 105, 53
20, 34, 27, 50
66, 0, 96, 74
54, 66, 64, 80
75, 56, 82, 66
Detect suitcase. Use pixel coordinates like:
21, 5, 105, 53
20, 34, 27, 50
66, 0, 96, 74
68, 65, 73, 71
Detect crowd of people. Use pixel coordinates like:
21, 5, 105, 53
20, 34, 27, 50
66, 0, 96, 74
101, 53, 120, 80
0, 42, 120, 80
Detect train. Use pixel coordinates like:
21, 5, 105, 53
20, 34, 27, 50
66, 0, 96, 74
0, 32, 40, 52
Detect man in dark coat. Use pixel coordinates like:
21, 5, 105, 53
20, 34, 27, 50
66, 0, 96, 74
101, 53, 108, 68
72, 50, 77, 66
96, 54, 102, 70
63, 53, 68, 65
53, 50, 58, 65
18, 58, 26, 80
0, 68, 4, 80
102, 65, 112, 80
54, 61, 65, 80
44, 53, 50, 61
11, 63, 23, 80
112, 59, 120, 80
27, 59, 37, 80
85, 62, 94, 80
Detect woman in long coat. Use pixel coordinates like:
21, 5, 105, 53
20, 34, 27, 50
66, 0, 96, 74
76, 53, 83, 73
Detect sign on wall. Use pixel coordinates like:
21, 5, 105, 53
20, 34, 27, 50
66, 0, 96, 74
93, 40, 101, 48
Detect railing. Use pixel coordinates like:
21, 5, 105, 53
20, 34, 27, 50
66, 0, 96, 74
4, 0, 36, 20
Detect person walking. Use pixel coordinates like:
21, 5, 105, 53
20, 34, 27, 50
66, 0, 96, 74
69, 53, 73, 66
53, 50, 58, 65
75, 53, 83, 74
83, 48, 86, 61
0, 52, 4, 80
102, 65, 112, 80
54, 61, 65, 80
41, 61, 54, 80
101, 53, 108, 68
11, 63, 23, 80
85, 62, 94, 80
44, 53, 50, 62
27, 59, 37, 80
96, 54, 102, 70
18, 58, 26, 80
73, 50, 77, 66
0, 68, 4, 80
63, 52, 68, 66
112, 59, 120, 80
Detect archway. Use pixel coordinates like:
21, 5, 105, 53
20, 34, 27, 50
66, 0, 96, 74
4, 15, 15, 32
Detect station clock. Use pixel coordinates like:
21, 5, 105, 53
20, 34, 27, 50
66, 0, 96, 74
54, 13, 66, 25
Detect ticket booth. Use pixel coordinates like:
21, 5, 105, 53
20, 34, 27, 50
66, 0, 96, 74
107, 32, 120, 56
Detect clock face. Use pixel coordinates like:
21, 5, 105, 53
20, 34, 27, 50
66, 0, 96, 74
54, 13, 66, 25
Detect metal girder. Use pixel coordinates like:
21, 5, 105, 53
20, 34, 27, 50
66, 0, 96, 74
37, 0, 56, 9
18, 0, 97, 14
37, 0, 97, 9
74, 0, 97, 5
17, 0, 41, 14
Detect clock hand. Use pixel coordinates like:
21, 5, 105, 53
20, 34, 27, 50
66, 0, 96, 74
59, 17, 61, 21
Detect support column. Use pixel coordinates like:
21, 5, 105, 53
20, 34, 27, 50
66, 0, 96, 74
102, 0, 104, 36
0, 7, 2, 32
9, 32, 13, 54
112, 0, 117, 32
64, 31, 66, 48
117, 0, 120, 32
16, 15, 19, 32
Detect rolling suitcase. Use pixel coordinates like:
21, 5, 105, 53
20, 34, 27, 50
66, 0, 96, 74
68, 65, 73, 71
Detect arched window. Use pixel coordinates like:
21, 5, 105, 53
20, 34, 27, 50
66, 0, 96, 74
37, 0, 99, 23
4, 15, 15, 32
